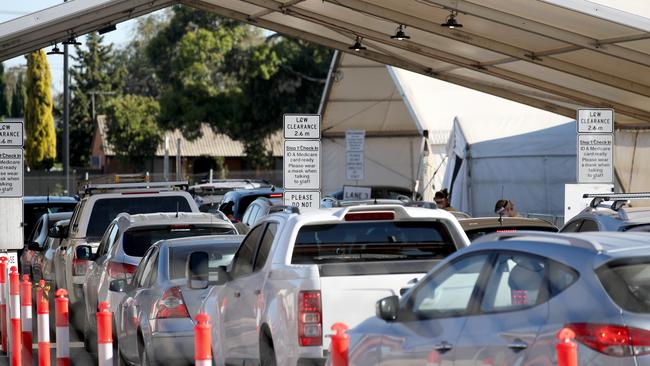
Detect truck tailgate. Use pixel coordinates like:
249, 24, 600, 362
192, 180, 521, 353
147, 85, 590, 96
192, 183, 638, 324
320, 272, 426, 350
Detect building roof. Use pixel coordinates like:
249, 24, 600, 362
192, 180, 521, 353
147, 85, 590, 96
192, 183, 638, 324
96, 115, 282, 158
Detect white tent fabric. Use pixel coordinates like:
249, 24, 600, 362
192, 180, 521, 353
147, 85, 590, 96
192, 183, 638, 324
615, 130, 650, 193
443, 115, 575, 217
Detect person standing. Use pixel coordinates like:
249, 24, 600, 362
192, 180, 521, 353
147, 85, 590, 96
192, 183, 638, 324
434, 189, 456, 211
494, 199, 518, 217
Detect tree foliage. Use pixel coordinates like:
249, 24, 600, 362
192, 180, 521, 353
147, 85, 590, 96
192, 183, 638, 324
10, 72, 25, 118
25, 49, 56, 170
105, 95, 161, 169
68, 32, 125, 167
147, 6, 333, 168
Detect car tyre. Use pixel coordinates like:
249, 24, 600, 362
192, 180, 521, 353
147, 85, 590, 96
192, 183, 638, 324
259, 331, 277, 366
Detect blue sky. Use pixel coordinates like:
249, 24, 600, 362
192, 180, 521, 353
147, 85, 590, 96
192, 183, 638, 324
0, 2, 162, 94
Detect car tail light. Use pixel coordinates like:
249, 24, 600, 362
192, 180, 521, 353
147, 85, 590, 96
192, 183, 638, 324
107, 261, 138, 280
269, 193, 283, 198
496, 229, 517, 233
298, 290, 322, 346
72, 257, 90, 276
344, 211, 395, 221
566, 323, 650, 356
169, 224, 192, 230
153, 287, 190, 319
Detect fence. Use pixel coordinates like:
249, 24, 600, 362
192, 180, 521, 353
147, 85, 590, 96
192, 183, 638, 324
24, 170, 283, 196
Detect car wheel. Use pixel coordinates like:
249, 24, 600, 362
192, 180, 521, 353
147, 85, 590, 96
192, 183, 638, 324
259, 331, 277, 366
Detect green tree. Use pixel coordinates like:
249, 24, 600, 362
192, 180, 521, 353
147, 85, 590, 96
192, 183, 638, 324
148, 6, 332, 168
24, 49, 56, 170
0, 63, 9, 117
105, 95, 161, 169
10, 72, 25, 118
68, 32, 125, 167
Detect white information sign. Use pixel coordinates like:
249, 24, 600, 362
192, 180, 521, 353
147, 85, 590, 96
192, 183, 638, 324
346, 152, 364, 181
345, 130, 365, 152
343, 185, 372, 200
578, 134, 613, 183
0, 122, 23, 146
284, 114, 320, 139
0, 148, 23, 197
577, 109, 614, 133
284, 140, 320, 190
284, 191, 320, 211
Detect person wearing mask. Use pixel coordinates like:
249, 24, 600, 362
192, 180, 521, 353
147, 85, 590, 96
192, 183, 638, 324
434, 189, 456, 211
494, 199, 518, 217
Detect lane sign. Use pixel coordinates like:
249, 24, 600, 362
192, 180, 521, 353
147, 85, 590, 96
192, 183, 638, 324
343, 185, 371, 200
577, 134, 613, 183
284, 114, 320, 139
0, 122, 23, 147
284, 140, 320, 190
345, 130, 365, 152
577, 109, 613, 133
284, 191, 320, 211
346, 151, 364, 181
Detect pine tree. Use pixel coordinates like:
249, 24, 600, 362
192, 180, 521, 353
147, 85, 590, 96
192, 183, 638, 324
10, 72, 25, 118
0, 63, 8, 117
25, 49, 56, 170
68, 32, 124, 167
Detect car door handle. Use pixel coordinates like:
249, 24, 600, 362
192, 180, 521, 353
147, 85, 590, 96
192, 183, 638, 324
508, 339, 528, 351
234, 291, 241, 298
433, 341, 453, 353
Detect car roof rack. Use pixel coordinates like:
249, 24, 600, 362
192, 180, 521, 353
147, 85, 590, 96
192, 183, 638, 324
583, 192, 650, 211
268, 205, 300, 214
322, 197, 413, 208
473, 231, 603, 252
80, 181, 190, 196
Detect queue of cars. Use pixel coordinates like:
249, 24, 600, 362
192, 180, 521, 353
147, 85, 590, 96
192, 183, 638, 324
18, 181, 650, 366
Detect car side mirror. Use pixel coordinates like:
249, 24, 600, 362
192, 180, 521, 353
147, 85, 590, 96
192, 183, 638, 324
48, 226, 67, 239
188, 251, 210, 289
376, 295, 399, 322
109, 279, 131, 293
27, 241, 42, 252
75, 245, 94, 261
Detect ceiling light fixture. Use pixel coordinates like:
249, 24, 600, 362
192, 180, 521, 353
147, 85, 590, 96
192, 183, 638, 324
441, 10, 463, 28
47, 44, 64, 55
62, 36, 82, 46
390, 24, 410, 40
349, 36, 367, 52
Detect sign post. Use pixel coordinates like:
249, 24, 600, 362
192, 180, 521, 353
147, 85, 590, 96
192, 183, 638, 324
576, 109, 614, 184
283, 114, 321, 211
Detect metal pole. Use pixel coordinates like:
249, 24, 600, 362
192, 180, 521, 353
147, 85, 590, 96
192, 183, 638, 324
63, 43, 70, 195
176, 138, 181, 181
91, 93, 96, 127
163, 137, 169, 181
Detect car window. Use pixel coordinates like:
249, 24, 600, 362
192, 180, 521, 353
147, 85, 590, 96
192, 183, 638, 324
132, 248, 154, 287
410, 254, 490, 317
85, 196, 193, 238
578, 219, 599, 232
231, 224, 264, 278
480, 253, 547, 312
169, 243, 239, 280
29, 218, 44, 243
254, 223, 278, 271
624, 224, 650, 232
292, 221, 457, 264
247, 205, 261, 226
69, 200, 86, 235
560, 219, 583, 233
122, 225, 235, 258
139, 249, 158, 288
96, 223, 116, 257
465, 226, 557, 241
597, 258, 650, 313
242, 205, 253, 226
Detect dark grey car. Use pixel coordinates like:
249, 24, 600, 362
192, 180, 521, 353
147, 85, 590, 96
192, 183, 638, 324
340, 231, 650, 366
113, 234, 244, 365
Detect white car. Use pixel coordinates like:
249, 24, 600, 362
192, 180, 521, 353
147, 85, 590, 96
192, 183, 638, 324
198, 204, 470, 365
81, 211, 237, 350
53, 181, 199, 323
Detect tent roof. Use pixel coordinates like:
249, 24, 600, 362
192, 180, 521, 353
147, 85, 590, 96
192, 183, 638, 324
3, 0, 650, 129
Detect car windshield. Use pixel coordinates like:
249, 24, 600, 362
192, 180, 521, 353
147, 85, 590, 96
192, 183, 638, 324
86, 196, 193, 238
169, 244, 238, 280
598, 259, 650, 313
465, 225, 557, 241
24, 202, 77, 238
292, 221, 456, 264
123, 226, 236, 257
623, 224, 650, 232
